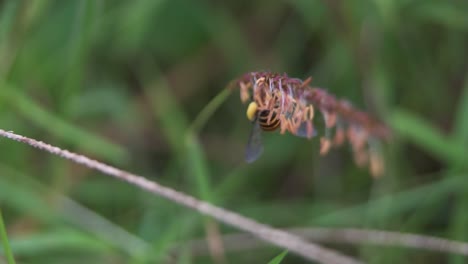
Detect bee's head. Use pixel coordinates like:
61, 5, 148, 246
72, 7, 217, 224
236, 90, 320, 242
246, 101, 258, 121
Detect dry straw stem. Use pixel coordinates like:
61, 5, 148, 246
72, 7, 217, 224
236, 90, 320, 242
0, 129, 361, 264
183, 227, 468, 257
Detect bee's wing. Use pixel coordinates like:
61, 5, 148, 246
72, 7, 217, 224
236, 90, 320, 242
245, 121, 264, 163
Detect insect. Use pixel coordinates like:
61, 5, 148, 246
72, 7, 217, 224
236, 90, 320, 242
237, 71, 389, 177
244, 76, 317, 163
244, 97, 316, 163
244, 100, 277, 163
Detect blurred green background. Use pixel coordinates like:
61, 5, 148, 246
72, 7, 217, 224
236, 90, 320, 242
0, 0, 467, 263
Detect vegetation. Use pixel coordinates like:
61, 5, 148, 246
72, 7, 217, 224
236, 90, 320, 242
0, 1, 467, 263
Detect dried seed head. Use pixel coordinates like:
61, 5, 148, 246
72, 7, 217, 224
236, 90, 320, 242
234, 71, 390, 177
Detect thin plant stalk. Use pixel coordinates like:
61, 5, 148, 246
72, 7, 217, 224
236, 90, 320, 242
188, 88, 233, 135
181, 227, 468, 257
0, 129, 361, 264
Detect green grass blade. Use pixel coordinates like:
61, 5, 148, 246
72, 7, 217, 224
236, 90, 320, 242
59, 0, 96, 106
389, 109, 464, 165
189, 88, 232, 135
0, 1, 19, 40
0, 163, 149, 258
314, 174, 462, 226
268, 250, 288, 264
452, 72, 468, 144
143, 71, 221, 260
0, 177, 56, 223
6, 228, 109, 256
144, 76, 189, 155
144, 72, 215, 203
414, 3, 468, 29
185, 135, 213, 202
0, 208, 16, 264
0, 85, 128, 163
448, 73, 468, 264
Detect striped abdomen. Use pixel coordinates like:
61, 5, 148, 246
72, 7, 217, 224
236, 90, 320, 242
258, 109, 280, 131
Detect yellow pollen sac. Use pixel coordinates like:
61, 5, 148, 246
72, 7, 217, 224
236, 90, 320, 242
246, 101, 258, 121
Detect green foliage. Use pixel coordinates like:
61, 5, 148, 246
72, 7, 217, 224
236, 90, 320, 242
0, 208, 16, 264
268, 250, 288, 264
0, 0, 467, 263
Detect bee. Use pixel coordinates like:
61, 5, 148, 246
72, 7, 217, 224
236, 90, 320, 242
247, 101, 281, 131
244, 75, 318, 163
245, 100, 279, 163
245, 96, 316, 163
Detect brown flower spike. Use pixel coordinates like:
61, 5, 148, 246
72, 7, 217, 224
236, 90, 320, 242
233, 71, 391, 177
